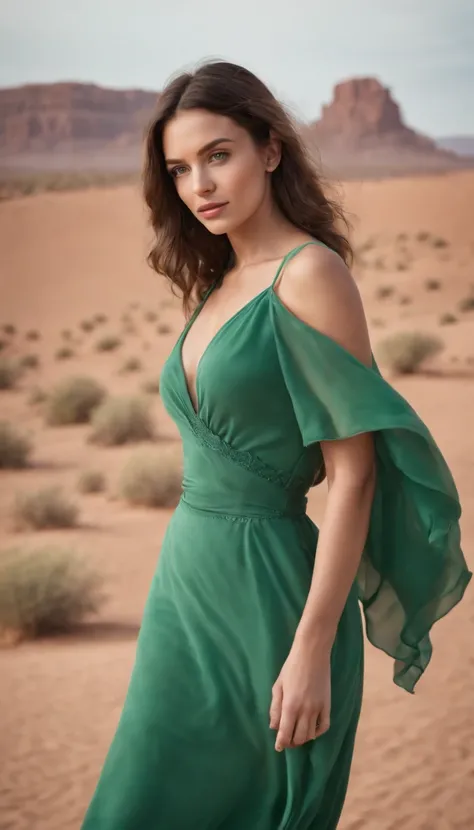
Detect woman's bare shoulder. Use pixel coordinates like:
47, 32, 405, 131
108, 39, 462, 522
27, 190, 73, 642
274, 242, 372, 365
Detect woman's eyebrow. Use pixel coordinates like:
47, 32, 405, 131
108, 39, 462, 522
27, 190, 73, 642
165, 137, 234, 166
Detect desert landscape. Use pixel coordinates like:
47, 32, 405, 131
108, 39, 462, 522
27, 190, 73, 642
1, 74, 474, 830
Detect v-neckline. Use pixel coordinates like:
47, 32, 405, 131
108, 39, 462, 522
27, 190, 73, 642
176, 239, 326, 418
178, 283, 270, 417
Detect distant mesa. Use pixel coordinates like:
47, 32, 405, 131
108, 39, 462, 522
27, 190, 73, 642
0, 76, 471, 177
436, 136, 474, 157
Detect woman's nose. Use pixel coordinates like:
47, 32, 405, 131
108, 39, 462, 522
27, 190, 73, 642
192, 167, 215, 196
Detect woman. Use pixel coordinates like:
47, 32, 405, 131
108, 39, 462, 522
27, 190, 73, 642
81, 60, 471, 829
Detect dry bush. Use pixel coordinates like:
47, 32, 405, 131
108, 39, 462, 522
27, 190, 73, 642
19, 354, 40, 370
89, 395, 156, 446
26, 330, 40, 341
142, 377, 160, 395
432, 237, 448, 249
0, 545, 104, 639
458, 295, 474, 313
0, 357, 22, 389
45, 376, 107, 425
94, 314, 108, 325
425, 279, 441, 291
0, 339, 6, 352
0, 422, 32, 469
95, 335, 122, 352
119, 446, 182, 508
77, 470, 106, 494
55, 346, 75, 361
28, 386, 48, 406
61, 329, 73, 341
119, 357, 142, 374
157, 323, 172, 335
80, 319, 95, 333
377, 331, 444, 374
13, 486, 79, 530
144, 311, 158, 323
439, 313, 457, 326
375, 285, 394, 300
3, 324, 16, 336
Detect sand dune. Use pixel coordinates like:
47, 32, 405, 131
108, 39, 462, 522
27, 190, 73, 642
0, 171, 473, 829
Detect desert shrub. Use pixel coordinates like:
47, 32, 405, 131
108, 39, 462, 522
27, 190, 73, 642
399, 295, 412, 306
119, 447, 182, 508
19, 354, 40, 370
375, 285, 394, 300
55, 346, 75, 360
80, 319, 95, 333
458, 295, 474, 313
0, 422, 32, 469
377, 331, 444, 374
0, 357, 22, 389
94, 313, 108, 325
142, 377, 160, 395
144, 311, 158, 323
26, 330, 40, 341
77, 470, 106, 494
45, 376, 107, 425
425, 279, 441, 291
416, 231, 430, 242
396, 261, 408, 271
432, 237, 448, 249
439, 313, 457, 326
3, 324, 16, 336
13, 486, 79, 530
89, 395, 156, 446
157, 323, 172, 335
28, 386, 47, 406
0, 339, 6, 352
61, 329, 73, 341
119, 357, 142, 374
95, 335, 122, 352
0, 545, 104, 638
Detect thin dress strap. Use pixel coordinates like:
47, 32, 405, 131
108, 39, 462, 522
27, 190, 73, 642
271, 239, 328, 289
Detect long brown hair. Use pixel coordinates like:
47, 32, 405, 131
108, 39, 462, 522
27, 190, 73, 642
143, 60, 352, 314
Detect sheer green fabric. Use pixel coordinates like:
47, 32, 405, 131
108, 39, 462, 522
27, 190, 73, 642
271, 291, 472, 693
81, 240, 471, 829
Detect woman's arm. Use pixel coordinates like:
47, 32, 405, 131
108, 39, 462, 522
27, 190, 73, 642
270, 244, 376, 751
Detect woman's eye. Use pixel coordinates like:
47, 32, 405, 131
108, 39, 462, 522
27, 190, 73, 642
170, 166, 187, 178
210, 151, 229, 162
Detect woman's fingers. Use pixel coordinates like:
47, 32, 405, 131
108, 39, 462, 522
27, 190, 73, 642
269, 682, 283, 730
291, 712, 313, 747
275, 702, 296, 751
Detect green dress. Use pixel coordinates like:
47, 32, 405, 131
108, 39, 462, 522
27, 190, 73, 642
81, 240, 471, 829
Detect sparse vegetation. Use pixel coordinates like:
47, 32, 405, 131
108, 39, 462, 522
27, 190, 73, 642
95, 335, 122, 352
119, 447, 182, 508
55, 346, 75, 361
157, 323, 172, 335
399, 295, 412, 306
377, 331, 444, 374
80, 319, 95, 333
458, 295, 474, 313
61, 329, 73, 341
19, 354, 40, 370
142, 377, 160, 395
0, 357, 22, 389
0, 545, 104, 639
432, 237, 448, 249
0, 339, 6, 352
119, 357, 142, 374
425, 279, 441, 291
45, 376, 107, 426
3, 324, 16, 337
375, 285, 394, 300
396, 261, 408, 271
26, 330, 40, 341
77, 470, 106, 494
89, 395, 156, 446
0, 422, 32, 469
13, 486, 79, 531
144, 311, 158, 323
28, 386, 47, 406
416, 231, 430, 243
94, 314, 108, 325
439, 313, 457, 326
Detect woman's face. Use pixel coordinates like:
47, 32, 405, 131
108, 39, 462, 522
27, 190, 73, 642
162, 109, 279, 235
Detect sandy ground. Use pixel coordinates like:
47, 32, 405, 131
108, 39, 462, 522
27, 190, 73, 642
0, 171, 473, 829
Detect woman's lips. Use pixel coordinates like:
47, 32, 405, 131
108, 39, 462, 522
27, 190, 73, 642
198, 203, 228, 218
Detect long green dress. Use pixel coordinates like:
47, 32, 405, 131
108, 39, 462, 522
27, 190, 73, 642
81, 240, 471, 829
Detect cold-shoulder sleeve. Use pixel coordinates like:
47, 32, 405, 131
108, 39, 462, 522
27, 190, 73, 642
270, 290, 472, 693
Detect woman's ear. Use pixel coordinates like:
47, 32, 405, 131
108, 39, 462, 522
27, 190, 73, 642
265, 131, 281, 172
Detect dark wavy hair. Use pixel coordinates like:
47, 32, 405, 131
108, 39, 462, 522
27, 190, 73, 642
143, 60, 352, 314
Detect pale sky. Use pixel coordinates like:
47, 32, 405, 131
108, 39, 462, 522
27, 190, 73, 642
0, 0, 472, 137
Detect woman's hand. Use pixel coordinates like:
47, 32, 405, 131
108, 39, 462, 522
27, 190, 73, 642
269, 639, 332, 751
